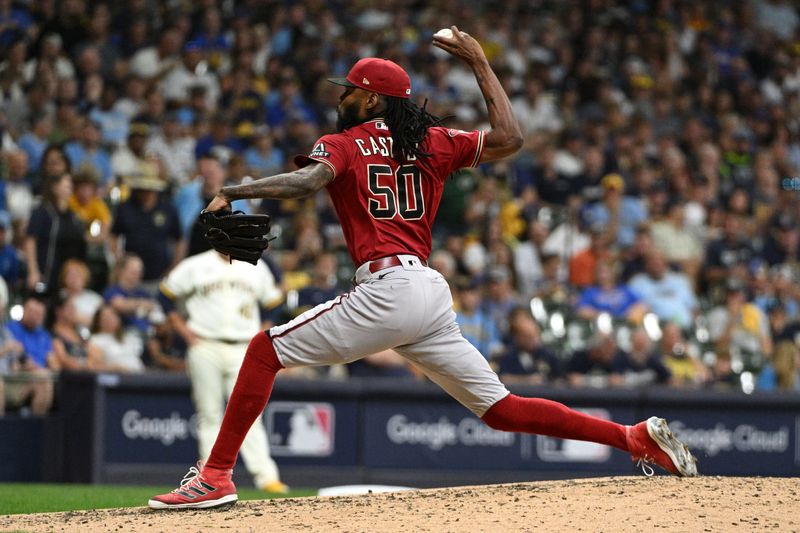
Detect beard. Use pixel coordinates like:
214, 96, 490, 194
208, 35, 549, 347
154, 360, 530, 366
336, 100, 362, 132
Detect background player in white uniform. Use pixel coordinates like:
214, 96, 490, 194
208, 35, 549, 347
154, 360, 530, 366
159, 249, 287, 493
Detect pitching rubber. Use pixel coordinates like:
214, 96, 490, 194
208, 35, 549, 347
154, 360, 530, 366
646, 417, 699, 477
147, 494, 238, 510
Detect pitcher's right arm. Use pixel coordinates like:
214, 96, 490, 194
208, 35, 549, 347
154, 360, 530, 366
433, 26, 523, 162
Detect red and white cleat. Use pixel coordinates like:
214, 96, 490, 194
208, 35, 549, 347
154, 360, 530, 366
148, 462, 238, 510
626, 417, 698, 477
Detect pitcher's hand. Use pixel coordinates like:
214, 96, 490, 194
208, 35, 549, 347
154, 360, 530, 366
432, 26, 487, 67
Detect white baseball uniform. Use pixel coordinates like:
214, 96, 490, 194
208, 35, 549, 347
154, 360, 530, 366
161, 249, 283, 488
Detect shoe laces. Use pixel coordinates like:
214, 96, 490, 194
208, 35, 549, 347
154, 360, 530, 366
636, 457, 655, 477
173, 464, 202, 493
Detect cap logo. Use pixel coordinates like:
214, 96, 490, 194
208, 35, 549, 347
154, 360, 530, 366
405, 88, 411, 94
362, 78, 370, 85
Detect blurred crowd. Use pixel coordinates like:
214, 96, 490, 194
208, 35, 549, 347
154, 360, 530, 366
2, 0, 800, 415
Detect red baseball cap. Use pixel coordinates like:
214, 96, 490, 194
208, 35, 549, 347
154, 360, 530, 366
328, 58, 412, 99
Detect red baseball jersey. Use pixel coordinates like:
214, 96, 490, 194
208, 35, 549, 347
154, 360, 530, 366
295, 119, 485, 266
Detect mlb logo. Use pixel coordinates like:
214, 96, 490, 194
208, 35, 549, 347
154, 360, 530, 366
266, 402, 335, 457
536, 408, 612, 463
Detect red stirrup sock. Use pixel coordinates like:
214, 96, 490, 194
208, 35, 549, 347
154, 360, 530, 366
205, 332, 283, 472
481, 394, 629, 451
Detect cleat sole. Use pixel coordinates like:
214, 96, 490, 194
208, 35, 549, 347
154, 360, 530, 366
148, 494, 238, 510
646, 417, 699, 477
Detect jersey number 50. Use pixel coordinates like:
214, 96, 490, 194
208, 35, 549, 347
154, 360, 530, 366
367, 164, 424, 220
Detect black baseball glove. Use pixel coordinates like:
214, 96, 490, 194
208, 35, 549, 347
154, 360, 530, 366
199, 210, 272, 265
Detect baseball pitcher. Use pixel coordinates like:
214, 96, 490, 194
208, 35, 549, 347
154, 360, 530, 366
150, 27, 696, 510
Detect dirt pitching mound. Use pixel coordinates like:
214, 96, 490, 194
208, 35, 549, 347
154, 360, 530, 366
1, 476, 796, 532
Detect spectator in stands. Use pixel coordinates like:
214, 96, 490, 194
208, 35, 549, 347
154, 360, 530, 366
50, 294, 102, 371
483, 266, 521, 338
454, 277, 504, 361
533, 252, 567, 304
759, 302, 800, 390
88, 304, 145, 373
292, 252, 339, 316
68, 168, 112, 271
658, 322, 710, 388
762, 213, 800, 266
628, 251, 698, 329
17, 112, 52, 174
582, 173, 648, 249
194, 112, 242, 163
0, 289, 53, 416
175, 154, 247, 240
0, 278, 21, 414
566, 331, 632, 388
243, 126, 284, 177
3, 149, 34, 224
624, 328, 673, 387
530, 143, 582, 207
568, 224, 611, 289
145, 318, 186, 372
513, 218, 546, 299
764, 264, 800, 321
24, 173, 86, 294
35, 145, 71, 200
113, 75, 147, 121
111, 173, 184, 289
707, 279, 773, 371
129, 26, 182, 81
64, 118, 112, 185
703, 211, 756, 293
650, 200, 704, 281
0, 211, 23, 290
511, 74, 563, 136
111, 121, 152, 182
145, 111, 196, 187
429, 249, 457, 283
541, 213, 591, 260
498, 307, 561, 385
89, 83, 129, 147
22, 32, 75, 84
576, 261, 648, 323
58, 259, 103, 328
103, 254, 159, 335
7, 295, 55, 370
160, 40, 220, 111
264, 72, 317, 131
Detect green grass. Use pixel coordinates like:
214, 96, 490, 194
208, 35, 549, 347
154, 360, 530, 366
0, 483, 317, 515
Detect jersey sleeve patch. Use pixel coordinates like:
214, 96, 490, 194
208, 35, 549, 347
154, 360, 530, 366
294, 134, 350, 180
309, 142, 330, 158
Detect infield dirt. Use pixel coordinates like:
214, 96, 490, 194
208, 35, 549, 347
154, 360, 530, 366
1, 476, 796, 532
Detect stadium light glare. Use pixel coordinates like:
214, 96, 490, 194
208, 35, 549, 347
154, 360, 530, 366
9, 304, 23, 322
529, 297, 548, 323
596, 312, 613, 335
549, 312, 565, 338
642, 313, 662, 341
740, 371, 755, 394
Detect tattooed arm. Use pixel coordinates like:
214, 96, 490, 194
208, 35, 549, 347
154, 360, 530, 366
205, 163, 334, 212
432, 26, 523, 162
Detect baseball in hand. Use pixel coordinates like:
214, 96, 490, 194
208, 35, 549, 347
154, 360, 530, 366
434, 28, 461, 39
